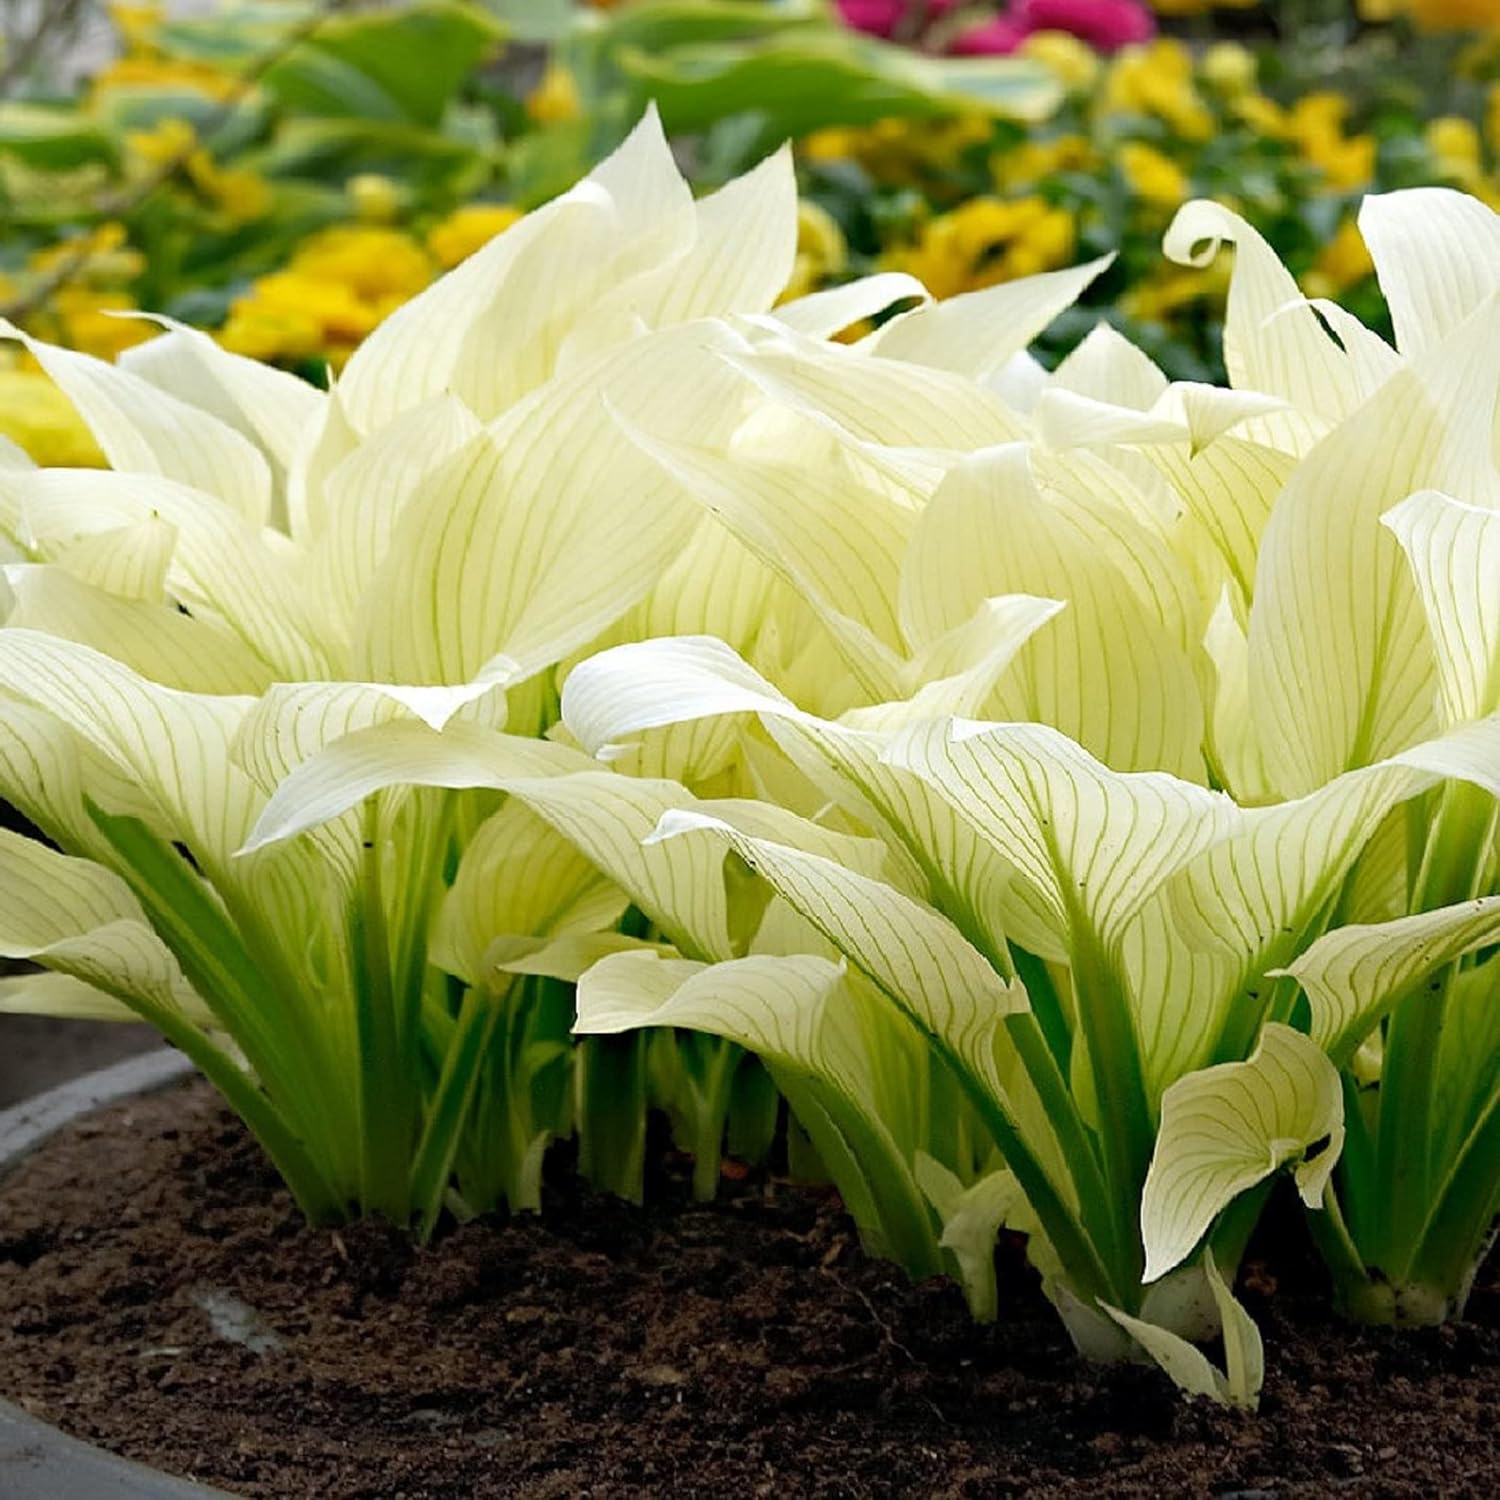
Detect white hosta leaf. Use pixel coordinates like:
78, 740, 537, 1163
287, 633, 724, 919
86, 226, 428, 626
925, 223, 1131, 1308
3, 564, 272, 694
605, 143, 797, 330
0, 971, 146, 1023
0, 629, 258, 871
900, 446, 1205, 778
354, 320, 756, 687
771, 273, 928, 339
1166, 760, 1433, 966
1359, 188, 1500, 359
1162, 202, 1355, 445
869, 257, 1112, 381
561, 635, 1042, 960
308, 395, 482, 638
18, 470, 335, 679
1276, 896, 1500, 1062
915, 1155, 1022, 1323
645, 808, 1025, 1100
487, 931, 671, 984
1203, 588, 1272, 801
1247, 301, 1500, 797
48, 516, 176, 602
1141, 1024, 1343, 1282
240, 717, 593, 853
729, 339, 1026, 452
1049, 323, 1168, 411
1102, 1254, 1262, 1408
119, 320, 322, 493
432, 802, 627, 986
337, 107, 690, 431
1383, 490, 1500, 726
615, 404, 916, 699
1034, 382, 1284, 456
886, 717, 1237, 952
0, 829, 206, 1023
0, 321, 271, 525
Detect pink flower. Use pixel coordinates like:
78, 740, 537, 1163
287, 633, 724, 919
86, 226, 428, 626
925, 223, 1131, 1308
949, 17, 1031, 55
835, 0, 959, 39
1011, 0, 1155, 51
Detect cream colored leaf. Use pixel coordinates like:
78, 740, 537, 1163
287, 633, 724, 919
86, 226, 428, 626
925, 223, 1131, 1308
1140, 1024, 1343, 1281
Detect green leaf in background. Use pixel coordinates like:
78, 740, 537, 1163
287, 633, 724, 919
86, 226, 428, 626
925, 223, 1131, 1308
0, 103, 116, 171
612, 36, 1058, 141
261, 2, 502, 126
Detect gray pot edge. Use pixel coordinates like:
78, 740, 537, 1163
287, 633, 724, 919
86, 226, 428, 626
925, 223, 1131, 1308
0, 1048, 238, 1499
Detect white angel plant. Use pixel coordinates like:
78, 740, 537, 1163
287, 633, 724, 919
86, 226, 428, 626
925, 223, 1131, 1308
246, 184, 1500, 1402
0, 107, 957, 1229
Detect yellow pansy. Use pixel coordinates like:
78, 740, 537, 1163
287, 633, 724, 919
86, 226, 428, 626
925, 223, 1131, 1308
109, 2, 165, 53
1118, 141, 1190, 207
1020, 32, 1101, 91
528, 62, 582, 125
288, 226, 432, 303
1120, 259, 1230, 323
1300, 216, 1375, 301
1103, 41, 1214, 142
1233, 93, 1288, 136
780, 201, 848, 303
427, 203, 525, 269
0, 370, 105, 466
349, 174, 402, 225
1285, 93, 1376, 190
887, 196, 1075, 300
1426, 116, 1485, 183
993, 134, 1097, 192
1200, 42, 1257, 96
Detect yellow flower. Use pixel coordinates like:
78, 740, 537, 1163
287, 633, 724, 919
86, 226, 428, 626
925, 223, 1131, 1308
109, 2, 165, 54
185, 153, 271, 224
1233, 92, 1288, 136
92, 55, 239, 103
288, 226, 432, 303
1285, 93, 1376, 190
1200, 42, 1257, 96
426, 203, 524, 269
528, 62, 582, 125
780, 201, 848, 303
887, 197, 1075, 300
1121, 260, 1230, 323
1118, 141, 1190, 207
27, 222, 143, 287
124, 115, 197, 168
1426, 116, 1485, 183
349, 174, 402, 225
799, 116, 991, 190
1103, 41, 1214, 142
992, 134, 1097, 192
1300, 216, 1375, 301
1020, 32, 1101, 91
218, 300, 328, 364
0, 370, 105, 466
46, 287, 155, 362
1398, 0, 1500, 30
1488, 83, 1500, 156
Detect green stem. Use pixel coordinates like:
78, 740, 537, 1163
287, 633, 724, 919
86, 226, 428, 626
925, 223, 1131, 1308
412, 985, 505, 1241
350, 799, 413, 1222
1377, 780, 1495, 1273
1067, 931, 1152, 1292
1409, 1081, 1500, 1313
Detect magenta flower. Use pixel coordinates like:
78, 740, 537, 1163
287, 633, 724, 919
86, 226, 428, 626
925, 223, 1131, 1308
837, 0, 1156, 55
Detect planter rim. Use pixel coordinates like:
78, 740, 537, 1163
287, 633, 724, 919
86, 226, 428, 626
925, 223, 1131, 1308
0, 1048, 236, 1499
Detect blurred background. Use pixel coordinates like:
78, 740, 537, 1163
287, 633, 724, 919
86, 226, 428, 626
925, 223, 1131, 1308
1, 0, 1498, 1102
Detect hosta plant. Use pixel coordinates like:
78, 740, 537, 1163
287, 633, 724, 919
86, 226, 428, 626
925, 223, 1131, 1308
245, 182, 1500, 1400
0, 106, 939, 1230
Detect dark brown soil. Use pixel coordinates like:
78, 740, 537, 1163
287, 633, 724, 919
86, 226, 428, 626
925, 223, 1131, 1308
0, 1080, 1496, 1499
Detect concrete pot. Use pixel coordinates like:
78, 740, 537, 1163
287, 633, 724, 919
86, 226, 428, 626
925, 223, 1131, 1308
0, 1050, 234, 1499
